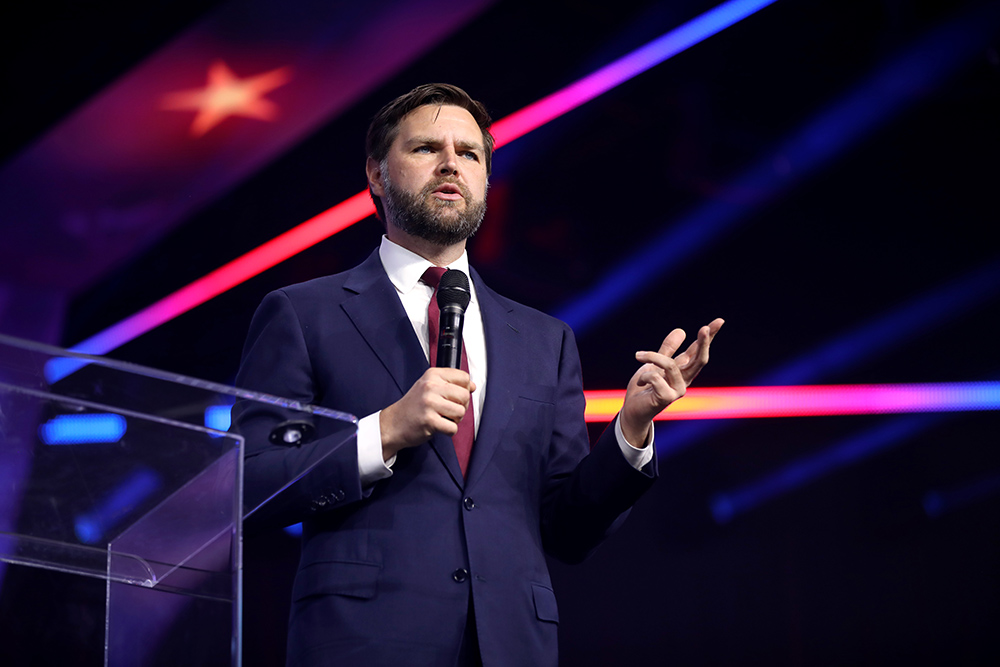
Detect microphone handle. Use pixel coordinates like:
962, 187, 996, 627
436, 305, 466, 369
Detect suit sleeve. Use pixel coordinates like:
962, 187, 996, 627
539, 322, 658, 564
234, 289, 364, 532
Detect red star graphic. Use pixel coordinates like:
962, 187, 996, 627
162, 60, 292, 137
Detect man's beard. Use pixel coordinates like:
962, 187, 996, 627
382, 172, 487, 247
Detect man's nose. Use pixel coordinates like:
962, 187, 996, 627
438, 149, 459, 175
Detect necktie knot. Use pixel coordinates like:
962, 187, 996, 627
421, 266, 447, 289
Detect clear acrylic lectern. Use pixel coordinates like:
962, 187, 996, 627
0, 334, 356, 665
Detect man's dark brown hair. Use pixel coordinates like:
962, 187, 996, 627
366, 83, 494, 222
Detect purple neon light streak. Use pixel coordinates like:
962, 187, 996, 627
492, 0, 779, 147
60, 0, 777, 365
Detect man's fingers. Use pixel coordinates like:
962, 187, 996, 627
691, 319, 724, 364
622, 319, 723, 433
634, 357, 686, 394
661, 358, 686, 392
382, 367, 477, 454
427, 392, 467, 419
657, 328, 686, 357
675, 338, 701, 369
426, 367, 476, 392
637, 319, 724, 385
427, 413, 460, 436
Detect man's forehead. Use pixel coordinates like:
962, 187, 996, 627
396, 104, 482, 141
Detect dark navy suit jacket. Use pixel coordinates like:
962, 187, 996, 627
236, 249, 656, 666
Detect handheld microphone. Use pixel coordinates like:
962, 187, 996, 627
436, 270, 471, 369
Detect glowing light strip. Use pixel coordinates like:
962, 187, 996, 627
556, 1, 1000, 335
710, 413, 943, 523
707, 375, 1000, 522
490, 0, 778, 148
74, 468, 162, 544
65, 192, 374, 359
205, 404, 233, 438
583, 382, 1000, 422
39, 413, 128, 445
62, 0, 776, 366
652, 260, 1000, 459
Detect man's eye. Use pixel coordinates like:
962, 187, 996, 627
462, 151, 479, 161
415, 146, 432, 153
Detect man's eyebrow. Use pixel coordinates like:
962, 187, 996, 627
455, 140, 484, 153
405, 135, 441, 146
405, 136, 484, 152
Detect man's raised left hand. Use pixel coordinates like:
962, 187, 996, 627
618, 318, 725, 447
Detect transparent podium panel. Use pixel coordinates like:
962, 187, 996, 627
0, 334, 356, 665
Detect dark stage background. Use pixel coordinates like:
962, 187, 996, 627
1, 0, 999, 664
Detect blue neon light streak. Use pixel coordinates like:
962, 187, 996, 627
710, 413, 946, 524
657, 259, 1000, 458
74, 467, 162, 544
607, 0, 1000, 459
44, 357, 89, 384
39, 413, 127, 445
761, 260, 1000, 386
43, 0, 779, 386
555, 1, 1000, 334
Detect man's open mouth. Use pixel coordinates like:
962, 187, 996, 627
431, 182, 464, 200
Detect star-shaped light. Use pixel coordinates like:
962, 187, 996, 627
162, 60, 292, 137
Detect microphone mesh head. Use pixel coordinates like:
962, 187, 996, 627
437, 269, 471, 311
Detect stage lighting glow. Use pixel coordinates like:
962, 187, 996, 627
59, 0, 776, 366
161, 60, 293, 137
583, 382, 1000, 423
709, 413, 943, 524
74, 468, 162, 544
490, 0, 778, 148
39, 413, 128, 445
47, 191, 374, 381
205, 404, 233, 435
556, 2, 1000, 335
652, 259, 1000, 459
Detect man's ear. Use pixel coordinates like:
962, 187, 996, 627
366, 157, 385, 197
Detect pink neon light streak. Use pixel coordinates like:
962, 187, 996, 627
583, 383, 1000, 423
66, 0, 776, 360
69, 192, 374, 358
492, 0, 778, 148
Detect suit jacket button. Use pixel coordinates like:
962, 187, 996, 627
463, 497, 475, 511
452, 568, 469, 583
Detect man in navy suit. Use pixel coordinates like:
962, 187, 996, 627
236, 83, 723, 666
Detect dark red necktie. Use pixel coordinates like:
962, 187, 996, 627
422, 267, 475, 476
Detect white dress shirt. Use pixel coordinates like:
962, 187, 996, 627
357, 236, 652, 485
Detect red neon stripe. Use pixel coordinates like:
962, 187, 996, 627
583, 383, 1000, 423
71, 0, 776, 356
72, 192, 373, 355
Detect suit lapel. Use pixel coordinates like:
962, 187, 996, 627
341, 250, 426, 397
341, 249, 465, 488
465, 269, 519, 490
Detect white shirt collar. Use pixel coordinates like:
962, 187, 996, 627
378, 235, 475, 301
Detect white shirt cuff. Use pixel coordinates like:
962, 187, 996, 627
357, 411, 395, 486
615, 416, 654, 471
